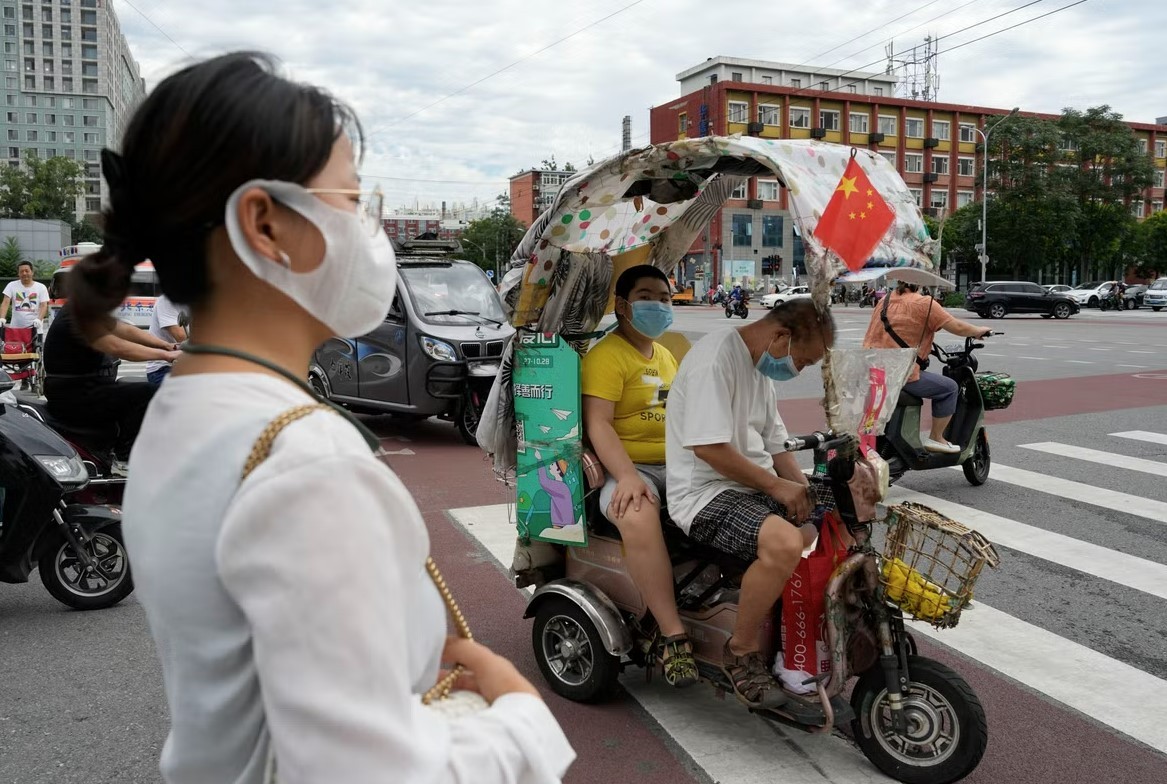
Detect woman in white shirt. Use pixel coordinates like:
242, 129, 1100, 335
67, 52, 573, 784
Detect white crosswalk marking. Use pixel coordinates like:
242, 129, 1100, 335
1018, 442, 1167, 478
887, 488, 1167, 601
1112, 430, 1167, 446
971, 463, 1167, 524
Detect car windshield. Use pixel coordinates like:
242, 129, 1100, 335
1151, 280, 1167, 290
399, 263, 505, 326
1073, 281, 1104, 290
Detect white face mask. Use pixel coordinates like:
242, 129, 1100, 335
224, 179, 396, 338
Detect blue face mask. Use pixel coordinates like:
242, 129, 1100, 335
628, 300, 673, 339
756, 337, 800, 381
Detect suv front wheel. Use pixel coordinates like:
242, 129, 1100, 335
1052, 302, 1072, 320
988, 303, 1007, 319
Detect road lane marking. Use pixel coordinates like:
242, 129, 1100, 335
1111, 431, 1167, 446
908, 605, 1167, 755
1118, 364, 1148, 368
1064, 360, 1093, 364
976, 464, 1167, 524
890, 488, 1167, 601
1043, 345, 1069, 349
1018, 356, 1047, 361
1128, 350, 1155, 354
447, 504, 896, 783
1018, 442, 1167, 478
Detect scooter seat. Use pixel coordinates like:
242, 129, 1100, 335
898, 390, 924, 407
17, 399, 118, 442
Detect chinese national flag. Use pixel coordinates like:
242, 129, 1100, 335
814, 157, 896, 272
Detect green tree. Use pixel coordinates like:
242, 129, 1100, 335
539, 156, 576, 172
71, 217, 103, 244
0, 236, 23, 279
1136, 210, 1167, 275
0, 153, 85, 222
459, 212, 527, 275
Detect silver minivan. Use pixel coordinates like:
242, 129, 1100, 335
1144, 278, 1167, 312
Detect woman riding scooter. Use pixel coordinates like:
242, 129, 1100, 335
862, 281, 991, 454
580, 265, 697, 688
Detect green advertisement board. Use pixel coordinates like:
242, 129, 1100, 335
513, 332, 587, 546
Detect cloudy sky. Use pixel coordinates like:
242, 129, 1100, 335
112, 0, 1163, 212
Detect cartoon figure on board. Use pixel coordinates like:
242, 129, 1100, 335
533, 449, 585, 542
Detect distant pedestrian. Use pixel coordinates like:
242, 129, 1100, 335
0, 261, 49, 331
145, 294, 189, 385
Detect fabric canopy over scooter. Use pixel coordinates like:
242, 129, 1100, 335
478, 136, 939, 473
836, 267, 955, 290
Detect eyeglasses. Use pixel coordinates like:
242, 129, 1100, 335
305, 187, 384, 236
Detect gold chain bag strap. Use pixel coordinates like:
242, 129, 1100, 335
247, 406, 488, 782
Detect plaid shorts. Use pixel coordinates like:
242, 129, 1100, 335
688, 490, 791, 562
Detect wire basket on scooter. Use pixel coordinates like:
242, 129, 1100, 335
880, 502, 1000, 628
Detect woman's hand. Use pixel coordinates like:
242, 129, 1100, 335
441, 637, 541, 703
609, 475, 653, 520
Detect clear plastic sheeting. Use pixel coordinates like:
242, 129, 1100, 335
824, 347, 917, 438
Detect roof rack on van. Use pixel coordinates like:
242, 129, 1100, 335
392, 237, 462, 258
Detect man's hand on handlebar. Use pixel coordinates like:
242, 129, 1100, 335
768, 477, 811, 523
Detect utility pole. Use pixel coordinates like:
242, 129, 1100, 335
972, 107, 1019, 283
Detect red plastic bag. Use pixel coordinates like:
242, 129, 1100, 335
781, 513, 849, 677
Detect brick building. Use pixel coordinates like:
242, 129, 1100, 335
509, 169, 575, 227
380, 214, 465, 242
650, 56, 1167, 291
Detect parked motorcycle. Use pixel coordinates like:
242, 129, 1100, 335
0, 374, 131, 610
525, 432, 998, 784
876, 334, 1010, 486
724, 298, 749, 319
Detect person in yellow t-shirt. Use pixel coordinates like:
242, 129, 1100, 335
581, 265, 696, 688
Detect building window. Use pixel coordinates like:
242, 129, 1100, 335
957, 156, 976, 177
762, 215, 784, 247
39, 22, 48, 37
80, 9, 94, 24
757, 180, 780, 201
727, 101, 749, 124
909, 188, 922, 207
61, 96, 73, 108
81, 113, 96, 126
819, 80, 829, 91
63, 130, 74, 142
846, 84, 857, 94
5, 129, 15, 141
3, 58, 14, 71
82, 131, 97, 143
81, 77, 95, 93
61, 9, 70, 23
82, 97, 97, 109
7, 147, 17, 158
1155, 140, 1167, 159
752, 104, 777, 126
22, 56, 32, 71
709, 75, 717, 85
1152, 201, 1163, 213
732, 214, 753, 246
959, 123, 977, 143
25, 111, 34, 122
906, 118, 925, 138
761, 75, 772, 85
1155, 169, 1165, 189
932, 120, 950, 141
1, 7, 12, 19
85, 197, 100, 212
20, 5, 31, 20
930, 191, 948, 212
60, 24, 69, 39
5, 77, 15, 88
849, 112, 869, 134
1059, 137, 1079, 152
42, 59, 51, 73
956, 191, 975, 208
4, 111, 13, 122
879, 150, 897, 167
1138, 139, 1148, 154
60, 58, 70, 74
39, 6, 48, 21
789, 106, 810, 128
1132, 202, 1144, 219
80, 43, 96, 59
877, 114, 897, 136
40, 74, 50, 88
44, 147, 54, 157
678, 113, 687, 133
731, 71, 742, 82
83, 147, 96, 160
819, 110, 839, 131
25, 129, 36, 141
62, 114, 73, 126
44, 130, 53, 140
931, 156, 949, 175
41, 41, 51, 56
873, 86, 884, 97
790, 78, 801, 88
730, 182, 747, 200
60, 42, 70, 57
23, 74, 33, 88
904, 153, 924, 173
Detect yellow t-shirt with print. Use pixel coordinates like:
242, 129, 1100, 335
580, 332, 678, 465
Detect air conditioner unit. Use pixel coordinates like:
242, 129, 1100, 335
747, 121, 764, 135
924, 137, 940, 148
747, 199, 764, 209
869, 132, 886, 143
811, 127, 827, 139
923, 172, 939, 183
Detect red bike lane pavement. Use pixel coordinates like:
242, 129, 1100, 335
375, 366, 1167, 784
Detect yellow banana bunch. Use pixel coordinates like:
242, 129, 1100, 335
881, 558, 963, 622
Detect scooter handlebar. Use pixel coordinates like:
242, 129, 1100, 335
784, 432, 831, 452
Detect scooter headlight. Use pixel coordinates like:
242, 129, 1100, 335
36, 454, 90, 487
419, 336, 458, 362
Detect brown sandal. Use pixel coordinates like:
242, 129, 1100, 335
721, 640, 787, 709
658, 634, 699, 688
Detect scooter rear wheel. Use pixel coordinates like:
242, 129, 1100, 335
532, 596, 621, 703
962, 430, 990, 486
38, 524, 133, 611
851, 655, 988, 784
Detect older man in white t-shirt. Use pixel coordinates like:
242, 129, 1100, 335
666, 298, 835, 710
1, 261, 50, 330
146, 294, 188, 385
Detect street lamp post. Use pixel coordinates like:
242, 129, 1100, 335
458, 236, 493, 281
972, 107, 1019, 283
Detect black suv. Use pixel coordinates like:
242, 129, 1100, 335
965, 281, 1079, 320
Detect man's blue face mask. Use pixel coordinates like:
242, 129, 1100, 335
756, 335, 799, 381
628, 300, 673, 339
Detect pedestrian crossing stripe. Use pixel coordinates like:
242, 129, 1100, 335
1112, 430, 1167, 446
1019, 442, 1167, 478
965, 463, 1167, 525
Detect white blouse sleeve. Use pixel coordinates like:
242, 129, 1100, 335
216, 453, 575, 784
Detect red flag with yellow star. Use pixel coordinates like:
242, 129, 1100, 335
814, 156, 896, 271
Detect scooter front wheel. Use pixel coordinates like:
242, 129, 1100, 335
962, 429, 990, 486
532, 597, 621, 703
38, 524, 133, 611
851, 656, 988, 784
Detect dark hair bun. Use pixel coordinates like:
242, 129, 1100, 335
69, 248, 133, 327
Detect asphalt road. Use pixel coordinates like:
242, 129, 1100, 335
2, 303, 1166, 783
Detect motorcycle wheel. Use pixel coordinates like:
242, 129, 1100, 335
724, 307, 733, 319
851, 656, 988, 784
531, 596, 621, 703
962, 429, 991, 486
739, 306, 749, 319
38, 524, 133, 611
455, 391, 481, 446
